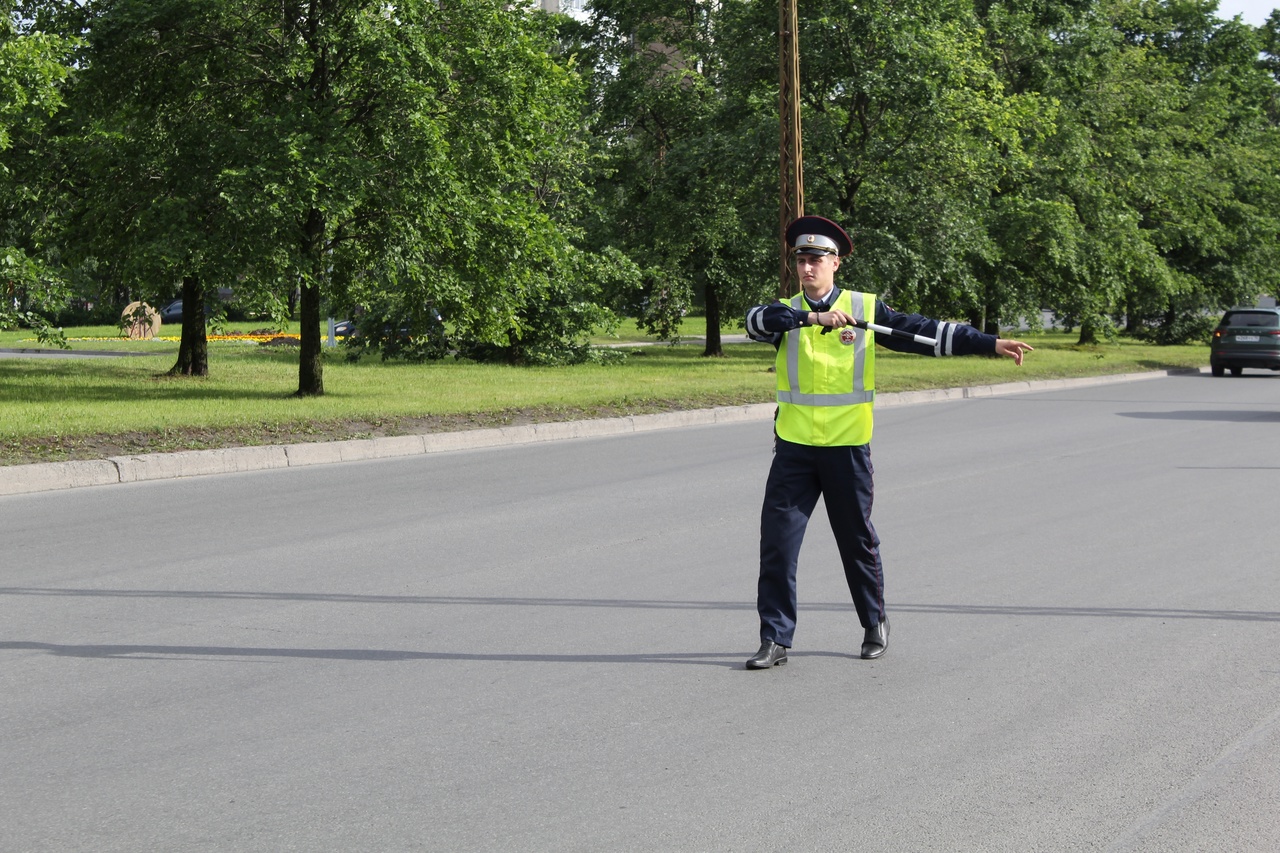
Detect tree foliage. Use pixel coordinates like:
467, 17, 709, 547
0, 4, 74, 343
975, 0, 1280, 343
6, 0, 1280, 370
17, 0, 607, 391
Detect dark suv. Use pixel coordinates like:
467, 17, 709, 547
1210, 307, 1280, 376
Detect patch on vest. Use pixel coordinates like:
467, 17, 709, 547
839, 327, 857, 346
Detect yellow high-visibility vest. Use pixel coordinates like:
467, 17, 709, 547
775, 289, 877, 446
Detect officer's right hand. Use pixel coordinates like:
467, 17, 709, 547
820, 310, 854, 328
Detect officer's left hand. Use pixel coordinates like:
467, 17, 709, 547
995, 338, 1034, 366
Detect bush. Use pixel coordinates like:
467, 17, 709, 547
340, 305, 450, 363
1132, 312, 1217, 346
48, 299, 123, 327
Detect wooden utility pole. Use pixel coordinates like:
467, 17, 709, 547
778, 0, 803, 298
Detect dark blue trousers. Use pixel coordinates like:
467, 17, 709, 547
757, 437, 885, 647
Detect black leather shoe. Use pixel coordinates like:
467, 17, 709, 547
860, 619, 889, 660
746, 640, 788, 669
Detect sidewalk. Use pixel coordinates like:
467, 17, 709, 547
0, 369, 1197, 497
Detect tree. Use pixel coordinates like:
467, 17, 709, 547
217, 0, 602, 389
977, 0, 1280, 344
1128, 2, 1280, 331
0, 4, 74, 343
44, 0, 601, 390
585, 0, 1280, 347
717, 0, 1043, 328
578, 2, 810, 356
54, 0, 277, 376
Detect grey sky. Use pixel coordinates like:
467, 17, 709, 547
1214, 0, 1275, 25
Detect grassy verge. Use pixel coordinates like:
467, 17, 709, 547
0, 325, 1209, 466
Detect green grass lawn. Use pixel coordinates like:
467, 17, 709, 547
0, 322, 1210, 465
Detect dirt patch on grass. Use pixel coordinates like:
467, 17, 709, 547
0, 394, 770, 467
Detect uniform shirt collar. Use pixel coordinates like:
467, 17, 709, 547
804, 287, 839, 312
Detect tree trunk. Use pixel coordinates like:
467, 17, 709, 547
1125, 296, 1142, 335
298, 277, 323, 395
702, 280, 723, 357
169, 274, 208, 376
981, 294, 998, 336
297, 208, 325, 396
506, 328, 524, 365
1077, 317, 1100, 345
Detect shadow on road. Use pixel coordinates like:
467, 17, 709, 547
1119, 410, 1280, 422
2, 640, 847, 668
2, 588, 1276, 623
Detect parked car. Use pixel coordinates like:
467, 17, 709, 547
330, 318, 410, 341
333, 308, 444, 341
158, 288, 236, 325
333, 306, 447, 361
158, 300, 189, 324
1210, 307, 1280, 376
158, 299, 224, 324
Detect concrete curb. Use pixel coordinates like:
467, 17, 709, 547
0, 368, 1199, 497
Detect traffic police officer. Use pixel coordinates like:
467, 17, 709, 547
744, 215, 1033, 669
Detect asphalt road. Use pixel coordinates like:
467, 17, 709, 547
2, 373, 1278, 852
